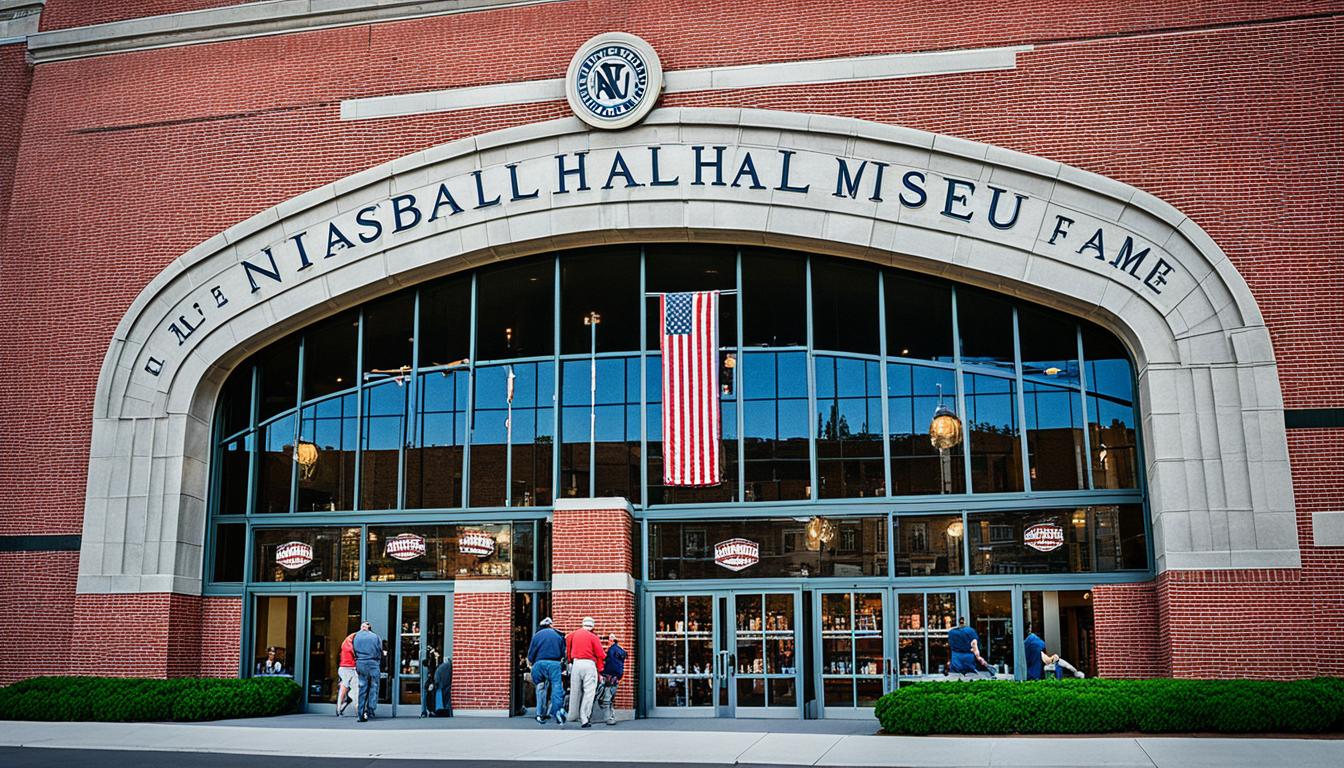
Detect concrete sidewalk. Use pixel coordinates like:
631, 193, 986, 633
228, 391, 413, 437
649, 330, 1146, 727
1, 717, 1341, 767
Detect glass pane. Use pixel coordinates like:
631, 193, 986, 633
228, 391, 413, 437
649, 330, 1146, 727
367, 524, 512, 581
969, 591, 1014, 674
255, 414, 296, 514
898, 594, 924, 631
1088, 394, 1138, 490
854, 593, 883, 635
1024, 380, 1086, 491
927, 592, 958, 631
737, 677, 766, 707
822, 637, 853, 674
767, 637, 796, 675
885, 270, 954, 363
888, 364, 964, 495
211, 523, 245, 583
823, 678, 853, 709
894, 515, 964, 577
928, 635, 950, 676
219, 363, 253, 437
742, 248, 806, 347
956, 287, 1014, 372
898, 636, 925, 677
1094, 504, 1149, 571
360, 381, 406, 510
406, 370, 467, 509
820, 592, 850, 632
418, 275, 471, 368
650, 518, 885, 579
399, 595, 422, 677
252, 595, 296, 678
303, 312, 358, 402
655, 678, 684, 707
768, 678, 796, 707
476, 257, 554, 360
742, 351, 810, 502
560, 246, 640, 353
1017, 306, 1080, 386
688, 677, 714, 707
253, 527, 361, 582
856, 677, 884, 707
307, 595, 362, 703
811, 257, 879, 354
816, 357, 884, 499
855, 636, 883, 676
969, 509, 1090, 575
362, 291, 414, 376
965, 373, 1022, 493
257, 334, 300, 421
216, 434, 252, 516
296, 394, 356, 512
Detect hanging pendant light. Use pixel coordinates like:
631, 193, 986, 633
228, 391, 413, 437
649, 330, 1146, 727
929, 383, 963, 451
805, 516, 837, 551
294, 440, 320, 480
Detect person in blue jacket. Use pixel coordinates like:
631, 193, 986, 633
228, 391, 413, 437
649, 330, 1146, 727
527, 617, 566, 724
1023, 627, 1059, 680
599, 632, 627, 726
947, 617, 988, 675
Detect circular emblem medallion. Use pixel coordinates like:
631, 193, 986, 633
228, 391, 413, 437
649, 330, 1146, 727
566, 32, 663, 130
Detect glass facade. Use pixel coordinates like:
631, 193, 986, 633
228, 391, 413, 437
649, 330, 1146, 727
207, 244, 1148, 715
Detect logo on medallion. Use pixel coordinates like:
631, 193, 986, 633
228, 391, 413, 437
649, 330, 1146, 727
1023, 523, 1065, 552
713, 538, 760, 572
275, 541, 314, 570
459, 530, 496, 558
385, 533, 427, 561
566, 32, 663, 130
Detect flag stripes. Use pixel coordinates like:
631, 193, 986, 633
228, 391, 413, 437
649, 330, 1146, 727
660, 291, 721, 486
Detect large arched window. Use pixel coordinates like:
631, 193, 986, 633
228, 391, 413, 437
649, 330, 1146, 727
208, 245, 1144, 583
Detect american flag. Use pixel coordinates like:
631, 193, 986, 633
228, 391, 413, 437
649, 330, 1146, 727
660, 291, 721, 486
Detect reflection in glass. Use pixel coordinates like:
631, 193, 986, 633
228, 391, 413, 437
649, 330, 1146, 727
650, 518, 885, 579
1023, 379, 1085, 491
743, 351, 809, 501
406, 370, 467, 509
471, 363, 553, 507
969, 591, 1013, 673
733, 593, 796, 709
965, 373, 1022, 493
894, 515, 964, 577
653, 595, 715, 709
819, 592, 884, 710
561, 357, 641, 502
253, 527, 361, 582
296, 394, 355, 512
815, 357, 884, 498
361, 381, 407, 510
366, 523, 512, 580
888, 364, 964, 494
418, 275, 471, 368
217, 434, 252, 515
256, 414, 296, 513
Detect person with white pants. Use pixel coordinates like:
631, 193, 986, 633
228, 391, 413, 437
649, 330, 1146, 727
565, 616, 605, 727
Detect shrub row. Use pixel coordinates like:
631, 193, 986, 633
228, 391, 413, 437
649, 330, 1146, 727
874, 677, 1344, 735
0, 676, 301, 722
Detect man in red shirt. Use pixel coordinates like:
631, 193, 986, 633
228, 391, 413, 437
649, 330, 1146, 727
565, 617, 604, 727
336, 632, 358, 716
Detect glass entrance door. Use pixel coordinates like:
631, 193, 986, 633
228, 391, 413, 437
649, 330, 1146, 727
650, 593, 719, 717
383, 592, 452, 716
306, 594, 363, 712
894, 591, 958, 681
815, 590, 886, 718
731, 591, 802, 718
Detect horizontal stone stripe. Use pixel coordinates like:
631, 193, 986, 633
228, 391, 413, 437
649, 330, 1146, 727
26, 0, 566, 63
340, 44, 1032, 120
0, 534, 81, 552
452, 578, 511, 593
551, 572, 636, 593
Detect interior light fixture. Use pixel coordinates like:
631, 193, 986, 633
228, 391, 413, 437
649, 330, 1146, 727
929, 383, 963, 450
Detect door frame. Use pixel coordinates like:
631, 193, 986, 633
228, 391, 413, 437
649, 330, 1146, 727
727, 589, 805, 720
811, 587, 891, 720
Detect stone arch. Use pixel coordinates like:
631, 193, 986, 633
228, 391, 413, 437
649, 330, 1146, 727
79, 108, 1295, 595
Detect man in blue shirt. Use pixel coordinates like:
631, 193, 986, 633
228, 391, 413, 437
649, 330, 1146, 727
1023, 628, 1059, 680
947, 618, 987, 675
527, 617, 566, 724
352, 620, 384, 722
599, 632, 627, 726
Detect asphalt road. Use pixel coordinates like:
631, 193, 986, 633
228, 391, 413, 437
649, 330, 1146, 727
0, 748, 822, 768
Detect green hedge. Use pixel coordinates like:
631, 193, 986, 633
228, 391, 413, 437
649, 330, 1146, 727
0, 676, 301, 722
874, 678, 1344, 735
876, 677, 1344, 737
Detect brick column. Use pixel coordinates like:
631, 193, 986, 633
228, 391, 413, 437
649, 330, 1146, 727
1092, 581, 1165, 678
550, 497, 637, 721
451, 579, 513, 715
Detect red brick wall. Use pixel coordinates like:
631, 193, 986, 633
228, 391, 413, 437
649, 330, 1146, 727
1092, 581, 1164, 679
40, 1, 252, 31
0, 44, 30, 254
67, 593, 212, 678
551, 503, 637, 712
450, 587, 512, 711
198, 596, 243, 678
0, 552, 77, 684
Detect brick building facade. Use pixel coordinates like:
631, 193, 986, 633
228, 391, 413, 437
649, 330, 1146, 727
0, 0, 1340, 718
